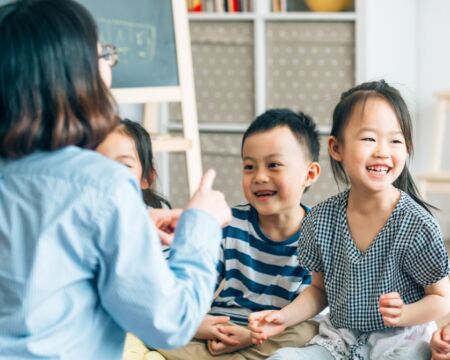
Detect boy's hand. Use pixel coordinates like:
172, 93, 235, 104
248, 310, 287, 345
379, 292, 404, 327
186, 169, 231, 227
148, 208, 182, 246
207, 324, 252, 355
431, 324, 450, 360
195, 315, 239, 346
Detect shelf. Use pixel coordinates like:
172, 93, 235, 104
417, 172, 450, 198
188, 13, 256, 21
168, 122, 331, 135
435, 90, 450, 99
188, 12, 356, 22
264, 12, 356, 21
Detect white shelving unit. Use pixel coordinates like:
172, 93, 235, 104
171, 0, 358, 134
179, 0, 421, 132
166, 0, 357, 207
167, 0, 419, 208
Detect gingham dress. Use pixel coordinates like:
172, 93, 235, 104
298, 189, 450, 358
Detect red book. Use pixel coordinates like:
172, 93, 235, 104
233, 0, 239, 12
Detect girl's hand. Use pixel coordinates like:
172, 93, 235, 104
186, 169, 231, 227
431, 324, 450, 360
148, 208, 182, 246
248, 310, 287, 345
207, 324, 252, 355
379, 292, 404, 327
195, 315, 239, 346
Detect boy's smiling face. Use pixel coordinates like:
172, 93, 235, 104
241, 126, 316, 218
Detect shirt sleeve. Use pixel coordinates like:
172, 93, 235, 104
403, 219, 450, 287
93, 179, 222, 349
298, 211, 324, 272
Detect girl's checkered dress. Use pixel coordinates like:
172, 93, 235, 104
298, 189, 449, 333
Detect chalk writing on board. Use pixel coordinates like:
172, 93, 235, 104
98, 18, 156, 64
76, 0, 179, 87
0, 0, 180, 87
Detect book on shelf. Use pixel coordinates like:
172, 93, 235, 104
214, 0, 224, 12
271, 0, 310, 12
186, 0, 253, 13
272, 0, 280, 12
204, 0, 215, 12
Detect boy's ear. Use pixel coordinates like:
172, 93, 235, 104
328, 136, 342, 162
304, 161, 321, 188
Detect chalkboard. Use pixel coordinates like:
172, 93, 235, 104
0, 0, 179, 88
78, 0, 179, 88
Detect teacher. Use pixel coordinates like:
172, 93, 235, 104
0, 0, 230, 359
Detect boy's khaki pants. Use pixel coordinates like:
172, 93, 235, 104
157, 320, 318, 360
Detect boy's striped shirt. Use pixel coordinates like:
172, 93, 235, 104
210, 204, 311, 325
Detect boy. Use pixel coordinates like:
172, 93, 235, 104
158, 109, 321, 359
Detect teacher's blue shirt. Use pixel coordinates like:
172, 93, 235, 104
0, 146, 221, 359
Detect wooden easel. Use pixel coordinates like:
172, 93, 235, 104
111, 0, 202, 196
417, 91, 450, 199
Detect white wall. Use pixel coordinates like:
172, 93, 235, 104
416, 0, 450, 237
356, 0, 419, 115
357, 0, 450, 172
417, 0, 450, 173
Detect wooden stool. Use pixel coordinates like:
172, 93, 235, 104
417, 91, 450, 200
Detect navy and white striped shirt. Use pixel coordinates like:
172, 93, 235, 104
210, 204, 311, 325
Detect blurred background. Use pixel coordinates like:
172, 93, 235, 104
120, 0, 450, 242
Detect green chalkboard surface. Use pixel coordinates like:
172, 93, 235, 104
0, 0, 179, 88
78, 0, 179, 88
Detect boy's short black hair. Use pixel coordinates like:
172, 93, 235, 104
241, 108, 320, 162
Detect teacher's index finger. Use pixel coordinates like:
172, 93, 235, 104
198, 169, 216, 192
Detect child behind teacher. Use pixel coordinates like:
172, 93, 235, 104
97, 119, 174, 256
